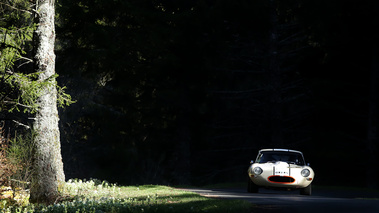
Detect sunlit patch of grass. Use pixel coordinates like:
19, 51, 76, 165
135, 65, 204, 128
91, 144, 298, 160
1, 179, 252, 213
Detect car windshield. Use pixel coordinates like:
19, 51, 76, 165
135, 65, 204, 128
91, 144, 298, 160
256, 151, 305, 165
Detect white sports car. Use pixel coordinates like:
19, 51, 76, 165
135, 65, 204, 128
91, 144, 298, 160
247, 149, 315, 195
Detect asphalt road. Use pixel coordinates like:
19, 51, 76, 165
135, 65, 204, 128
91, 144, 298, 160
184, 187, 379, 213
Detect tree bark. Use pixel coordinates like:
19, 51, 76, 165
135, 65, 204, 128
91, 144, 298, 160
366, 38, 379, 189
365, 1, 379, 189
172, 86, 191, 185
30, 0, 65, 203
268, 0, 283, 147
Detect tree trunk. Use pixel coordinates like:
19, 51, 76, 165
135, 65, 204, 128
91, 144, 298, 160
30, 0, 65, 203
366, 40, 379, 189
172, 87, 191, 185
268, 0, 283, 147
365, 1, 379, 189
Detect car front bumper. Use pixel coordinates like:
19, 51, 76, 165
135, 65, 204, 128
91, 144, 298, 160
248, 162, 314, 189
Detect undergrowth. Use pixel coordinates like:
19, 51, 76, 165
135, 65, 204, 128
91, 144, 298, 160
0, 127, 252, 212
1, 179, 252, 213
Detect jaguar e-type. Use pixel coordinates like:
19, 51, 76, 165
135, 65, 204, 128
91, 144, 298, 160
247, 149, 314, 195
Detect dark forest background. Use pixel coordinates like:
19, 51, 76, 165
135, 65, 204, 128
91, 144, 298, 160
44, 0, 379, 188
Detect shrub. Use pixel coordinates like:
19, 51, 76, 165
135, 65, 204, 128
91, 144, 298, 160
6, 131, 36, 189
0, 125, 20, 188
0, 126, 34, 207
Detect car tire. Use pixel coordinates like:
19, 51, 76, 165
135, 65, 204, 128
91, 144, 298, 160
300, 184, 311, 196
247, 177, 259, 193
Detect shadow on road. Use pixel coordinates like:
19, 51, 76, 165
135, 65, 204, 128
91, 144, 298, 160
184, 187, 379, 213
312, 186, 379, 199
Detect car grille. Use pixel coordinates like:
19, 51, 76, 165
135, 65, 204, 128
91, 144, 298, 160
268, 175, 295, 183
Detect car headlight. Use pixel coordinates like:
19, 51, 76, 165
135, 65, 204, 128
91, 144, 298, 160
301, 169, 310, 177
253, 167, 263, 175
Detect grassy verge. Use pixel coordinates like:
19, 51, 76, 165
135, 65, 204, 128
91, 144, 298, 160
1, 179, 252, 213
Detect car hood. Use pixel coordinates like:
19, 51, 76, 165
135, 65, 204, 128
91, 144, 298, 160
260, 161, 304, 167
255, 161, 309, 173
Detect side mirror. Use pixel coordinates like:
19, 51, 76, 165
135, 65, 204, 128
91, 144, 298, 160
250, 160, 254, 164
307, 163, 310, 166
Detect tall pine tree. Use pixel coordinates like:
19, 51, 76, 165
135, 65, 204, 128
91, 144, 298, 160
30, 0, 65, 203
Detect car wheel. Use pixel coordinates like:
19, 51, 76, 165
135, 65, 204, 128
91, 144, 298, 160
300, 184, 311, 196
247, 177, 259, 193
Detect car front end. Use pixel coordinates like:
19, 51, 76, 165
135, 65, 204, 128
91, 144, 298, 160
248, 161, 314, 189
247, 149, 315, 195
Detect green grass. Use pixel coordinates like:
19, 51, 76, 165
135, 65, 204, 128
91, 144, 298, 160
2, 179, 252, 213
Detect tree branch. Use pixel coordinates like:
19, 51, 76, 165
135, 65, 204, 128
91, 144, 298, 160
3, 101, 33, 109
17, 56, 34, 68
0, 42, 23, 53
11, 120, 30, 129
0, 2, 33, 14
